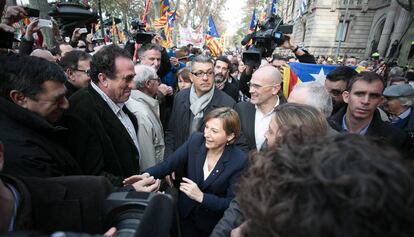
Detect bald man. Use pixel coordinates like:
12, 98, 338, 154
235, 65, 284, 151
30, 49, 56, 63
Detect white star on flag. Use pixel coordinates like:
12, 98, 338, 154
310, 68, 327, 84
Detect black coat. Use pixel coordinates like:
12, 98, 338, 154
3, 174, 113, 234
329, 107, 411, 155
0, 97, 82, 177
222, 81, 239, 102
61, 84, 140, 186
234, 97, 286, 152
164, 88, 236, 157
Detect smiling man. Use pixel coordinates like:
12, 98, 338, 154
62, 45, 140, 186
330, 71, 409, 152
0, 54, 82, 177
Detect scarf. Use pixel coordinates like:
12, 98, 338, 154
189, 85, 215, 134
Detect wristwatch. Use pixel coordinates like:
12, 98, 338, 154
292, 46, 300, 53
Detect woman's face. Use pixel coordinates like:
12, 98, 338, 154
178, 76, 192, 90
204, 118, 234, 150
265, 116, 279, 148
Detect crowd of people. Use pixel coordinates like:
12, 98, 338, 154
1, 3, 414, 237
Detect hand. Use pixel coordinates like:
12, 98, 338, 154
86, 33, 93, 43
103, 227, 117, 237
2, 6, 27, 25
180, 177, 203, 203
281, 34, 296, 50
51, 18, 60, 37
151, 33, 163, 45
123, 173, 150, 185
71, 28, 81, 41
165, 172, 176, 187
0, 23, 14, 33
170, 57, 179, 67
24, 18, 40, 41
158, 83, 173, 96
230, 222, 247, 237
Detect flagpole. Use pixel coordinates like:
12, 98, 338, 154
335, 0, 350, 58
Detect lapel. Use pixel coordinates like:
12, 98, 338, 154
195, 143, 207, 185
200, 145, 232, 190
246, 103, 256, 144
88, 85, 138, 150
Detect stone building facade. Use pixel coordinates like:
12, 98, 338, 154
277, 0, 413, 64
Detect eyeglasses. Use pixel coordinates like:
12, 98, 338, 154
192, 70, 214, 78
73, 68, 90, 75
247, 82, 275, 90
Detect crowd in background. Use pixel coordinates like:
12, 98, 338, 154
1, 3, 414, 237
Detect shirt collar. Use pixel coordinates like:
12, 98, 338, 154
342, 114, 371, 135
255, 95, 280, 116
91, 82, 124, 114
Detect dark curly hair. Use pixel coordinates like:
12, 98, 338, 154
90, 44, 131, 83
237, 134, 414, 237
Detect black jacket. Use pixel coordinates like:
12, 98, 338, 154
222, 81, 239, 102
0, 97, 82, 177
61, 84, 140, 186
164, 88, 236, 158
329, 107, 411, 155
3, 174, 113, 234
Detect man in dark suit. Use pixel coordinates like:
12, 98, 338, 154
329, 71, 411, 156
164, 55, 236, 156
62, 45, 140, 186
235, 65, 283, 151
214, 56, 240, 102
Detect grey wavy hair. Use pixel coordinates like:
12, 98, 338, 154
292, 81, 333, 117
134, 64, 158, 89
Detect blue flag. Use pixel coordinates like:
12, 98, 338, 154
249, 9, 256, 32
207, 15, 220, 38
271, 0, 278, 15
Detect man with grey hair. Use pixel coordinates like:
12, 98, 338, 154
287, 81, 333, 118
383, 84, 414, 139
165, 55, 235, 157
126, 65, 165, 171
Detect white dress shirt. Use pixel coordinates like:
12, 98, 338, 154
254, 96, 280, 151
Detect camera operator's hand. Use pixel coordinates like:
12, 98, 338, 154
71, 28, 81, 42
24, 18, 40, 41
180, 177, 203, 203
1, 6, 27, 26
152, 33, 163, 45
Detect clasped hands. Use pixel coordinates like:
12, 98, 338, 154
123, 173, 203, 203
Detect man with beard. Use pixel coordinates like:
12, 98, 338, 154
214, 56, 239, 102
325, 66, 357, 115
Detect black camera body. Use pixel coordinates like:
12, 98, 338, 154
104, 191, 176, 237
242, 15, 293, 68
130, 18, 155, 45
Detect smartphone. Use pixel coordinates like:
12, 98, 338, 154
38, 19, 52, 28
79, 28, 88, 34
23, 7, 40, 17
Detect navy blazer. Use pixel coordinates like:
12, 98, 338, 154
145, 132, 248, 233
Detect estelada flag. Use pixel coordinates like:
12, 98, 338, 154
283, 62, 363, 98
206, 16, 222, 56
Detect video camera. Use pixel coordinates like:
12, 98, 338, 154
241, 15, 293, 68
104, 191, 177, 237
130, 18, 155, 45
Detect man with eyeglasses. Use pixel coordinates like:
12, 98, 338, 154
164, 55, 236, 162
325, 66, 357, 115
235, 65, 284, 151
59, 50, 92, 98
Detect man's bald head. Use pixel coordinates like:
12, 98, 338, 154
253, 65, 282, 84
30, 49, 56, 63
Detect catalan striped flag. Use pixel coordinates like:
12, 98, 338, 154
283, 62, 363, 98
160, 0, 170, 16
206, 15, 222, 56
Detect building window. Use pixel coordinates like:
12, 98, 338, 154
336, 21, 349, 42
